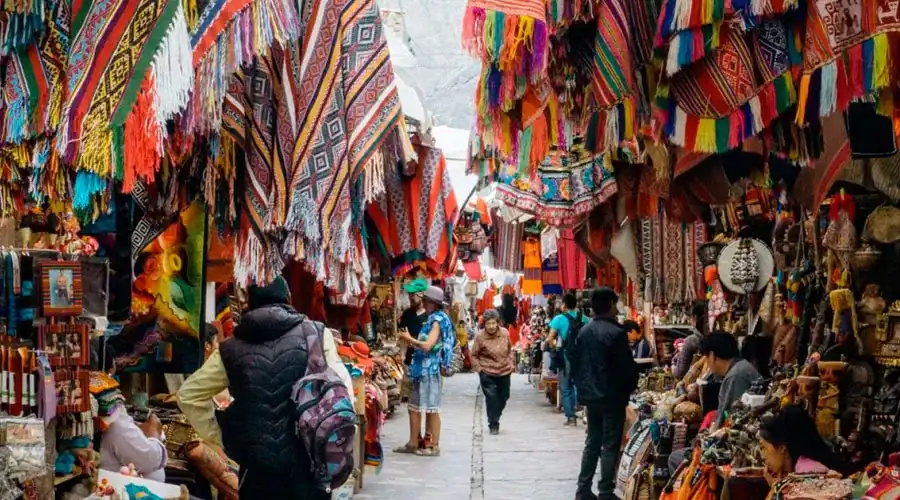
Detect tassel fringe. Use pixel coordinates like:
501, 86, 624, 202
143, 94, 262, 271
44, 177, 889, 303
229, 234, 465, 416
794, 32, 893, 125
657, 72, 796, 153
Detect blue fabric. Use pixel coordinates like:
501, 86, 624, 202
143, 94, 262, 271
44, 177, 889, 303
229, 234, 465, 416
559, 369, 577, 418
409, 311, 454, 381
550, 311, 580, 342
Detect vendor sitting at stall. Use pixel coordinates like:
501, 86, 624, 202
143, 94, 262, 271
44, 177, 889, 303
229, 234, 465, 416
702, 332, 761, 430
90, 341, 168, 482
759, 404, 845, 484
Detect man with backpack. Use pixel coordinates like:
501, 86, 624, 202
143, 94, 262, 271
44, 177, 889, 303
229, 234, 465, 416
177, 277, 354, 499
547, 293, 585, 426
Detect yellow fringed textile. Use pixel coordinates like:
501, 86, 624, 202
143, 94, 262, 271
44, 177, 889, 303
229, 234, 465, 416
873, 33, 890, 91
182, 0, 198, 31
696, 119, 716, 152
795, 74, 811, 125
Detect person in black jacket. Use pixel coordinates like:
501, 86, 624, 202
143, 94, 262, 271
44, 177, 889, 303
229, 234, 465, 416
572, 287, 638, 500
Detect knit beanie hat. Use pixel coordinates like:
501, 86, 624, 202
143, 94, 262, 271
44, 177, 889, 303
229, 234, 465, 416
248, 277, 290, 310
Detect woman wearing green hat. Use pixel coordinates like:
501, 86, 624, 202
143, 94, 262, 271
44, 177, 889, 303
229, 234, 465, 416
396, 278, 429, 452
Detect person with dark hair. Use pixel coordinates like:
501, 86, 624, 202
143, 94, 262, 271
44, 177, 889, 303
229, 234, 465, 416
701, 332, 761, 429
673, 301, 708, 378
90, 340, 168, 482
177, 277, 351, 499
759, 405, 845, 484
572, 287, 638, 500
397, 285, 456, 457
623, 320, 650, 358
547, 292, 585, 426
498, 293, 518, 327
471, 309, 515, 435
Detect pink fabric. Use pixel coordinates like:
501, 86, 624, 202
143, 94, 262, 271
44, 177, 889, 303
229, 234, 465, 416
463, 261, 483, 280
558, 229, 586, 290
795, 457, 829, 474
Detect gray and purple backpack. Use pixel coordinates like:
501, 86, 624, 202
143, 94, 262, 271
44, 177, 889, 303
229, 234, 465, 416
291, 321, 356, 492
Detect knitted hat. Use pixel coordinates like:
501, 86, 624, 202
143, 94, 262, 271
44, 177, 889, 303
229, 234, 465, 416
248, 277, 290, 309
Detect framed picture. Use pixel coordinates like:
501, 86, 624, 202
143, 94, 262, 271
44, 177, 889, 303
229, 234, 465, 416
38, 324, 89, 367
55, 370, 89, 414
41, 262, 83, 317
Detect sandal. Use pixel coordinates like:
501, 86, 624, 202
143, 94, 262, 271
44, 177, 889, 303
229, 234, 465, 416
415, 446, 441, 457
393, 444, 419, 454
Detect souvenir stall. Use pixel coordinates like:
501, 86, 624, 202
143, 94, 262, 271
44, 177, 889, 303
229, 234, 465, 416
458, 0, 900, 493
0, 0, 430, 496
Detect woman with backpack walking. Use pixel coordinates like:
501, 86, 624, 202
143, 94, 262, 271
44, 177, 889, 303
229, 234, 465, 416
396, 285, 455, 457
471, 309, 515, 435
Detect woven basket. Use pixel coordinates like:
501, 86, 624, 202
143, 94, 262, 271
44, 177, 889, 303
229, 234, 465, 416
850, 244, 882, 272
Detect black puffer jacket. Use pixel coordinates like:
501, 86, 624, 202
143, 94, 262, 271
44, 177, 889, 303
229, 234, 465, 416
571, 316, 638, 408
219, 303, 322, 497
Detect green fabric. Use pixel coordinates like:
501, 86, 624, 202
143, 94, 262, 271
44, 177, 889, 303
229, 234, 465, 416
403, 278, 428, 294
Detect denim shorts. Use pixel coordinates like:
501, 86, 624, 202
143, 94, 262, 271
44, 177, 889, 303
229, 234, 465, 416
409, 374, 442, 413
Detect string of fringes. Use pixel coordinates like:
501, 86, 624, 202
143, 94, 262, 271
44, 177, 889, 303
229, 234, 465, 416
660, 72, 796, 153
794, 32, 893, 126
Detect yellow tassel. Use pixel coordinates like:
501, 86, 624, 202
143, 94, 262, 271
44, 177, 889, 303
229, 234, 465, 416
483, 12, 497, 62
795, 74, 810, 124
873, 33, 890, 90
878, 88, 894, 116
696, 119, 717, 152
603, 152, 614, 174
623, 98, 635, 138
79, 128, 114, 177
500, 114, 512, 155
701, 0, 712, 24
548, 95, 559, 146
182, 0, 199, 31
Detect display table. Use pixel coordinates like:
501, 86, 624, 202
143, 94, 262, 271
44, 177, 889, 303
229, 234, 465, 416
86, 470, 183, 499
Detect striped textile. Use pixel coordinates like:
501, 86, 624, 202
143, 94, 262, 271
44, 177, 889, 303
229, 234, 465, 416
58, 0, 190, 175
282, 0, 403, 291
493, 210, 524, 272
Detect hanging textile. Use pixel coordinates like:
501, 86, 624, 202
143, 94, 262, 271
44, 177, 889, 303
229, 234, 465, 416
492, 210, 524, 272
541, 255, 563, 295
558, 228, 586, 291
655, 20, 800, 153
639, 209, 706, 304
367, 144, 459, 276
496, 146, 617, 226
522, 237, 542, 296
541, 228, 558, 261
58, 0, 192, 177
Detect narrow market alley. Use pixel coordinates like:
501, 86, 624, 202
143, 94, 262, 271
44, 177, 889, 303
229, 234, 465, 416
357, 373, 589, 500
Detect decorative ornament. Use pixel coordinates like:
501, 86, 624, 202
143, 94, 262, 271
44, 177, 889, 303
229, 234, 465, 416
717, 238, 774, 294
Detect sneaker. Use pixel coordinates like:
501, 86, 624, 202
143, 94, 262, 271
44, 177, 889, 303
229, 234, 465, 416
564, 417, 578, 427
574, 490, 598, 500
489, 426, 499, 435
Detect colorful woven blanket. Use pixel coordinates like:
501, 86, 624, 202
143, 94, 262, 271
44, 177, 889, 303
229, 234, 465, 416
2, 0, 69, 146
186, 0, 300, 135
57, 0, 192, 185
279, 0, 404, 295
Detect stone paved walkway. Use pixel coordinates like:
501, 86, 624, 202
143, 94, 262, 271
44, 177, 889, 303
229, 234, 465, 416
356, 373, 589, 500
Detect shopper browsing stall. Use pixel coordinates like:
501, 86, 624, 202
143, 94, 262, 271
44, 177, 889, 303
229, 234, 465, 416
177, 277, 351, 499
572, 287, 638, 500
547, 293, 585, 426
471, 309, 515, 435
396, 286, 455, 457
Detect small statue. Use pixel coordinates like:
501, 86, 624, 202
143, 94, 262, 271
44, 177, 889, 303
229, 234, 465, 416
859, 284, 886, 326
